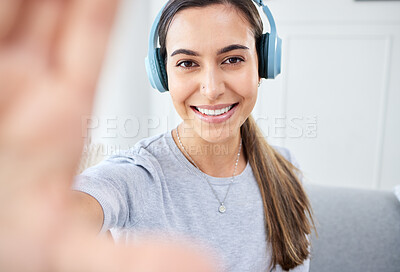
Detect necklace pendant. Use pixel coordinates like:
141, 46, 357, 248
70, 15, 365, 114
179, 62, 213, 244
218, 204, 226, 213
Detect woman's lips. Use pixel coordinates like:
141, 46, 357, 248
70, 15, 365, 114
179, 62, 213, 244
191, 103, 239, 124
192, 103, 234, 110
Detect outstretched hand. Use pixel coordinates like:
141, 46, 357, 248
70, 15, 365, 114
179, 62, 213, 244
0, 0, 120, 271
0, 1, 218, 271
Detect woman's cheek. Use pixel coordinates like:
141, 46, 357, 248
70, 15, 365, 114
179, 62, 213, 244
169, 82, 191, 117
230, 71, 258, 99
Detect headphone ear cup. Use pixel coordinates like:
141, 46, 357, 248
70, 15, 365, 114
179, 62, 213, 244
156, 48, 169, 91
276, 37, 282, 75
258, 33, 269, 79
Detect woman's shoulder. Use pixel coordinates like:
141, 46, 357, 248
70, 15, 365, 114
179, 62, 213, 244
116, 130, 174, 169
124, 130, 171, 158
73, 134, 172, 210
270, 145, 300, 169
82, 131, 173, 180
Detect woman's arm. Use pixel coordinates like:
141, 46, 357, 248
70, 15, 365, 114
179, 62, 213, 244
69, 191, 105, 233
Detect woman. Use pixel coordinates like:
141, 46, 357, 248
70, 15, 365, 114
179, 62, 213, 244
74, 0, 315, 271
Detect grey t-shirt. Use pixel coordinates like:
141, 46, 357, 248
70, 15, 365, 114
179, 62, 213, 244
73, 129, 310, 272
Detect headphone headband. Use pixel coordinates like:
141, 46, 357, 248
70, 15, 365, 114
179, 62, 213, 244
252, 0, 277, 35
145, 5, 167, 92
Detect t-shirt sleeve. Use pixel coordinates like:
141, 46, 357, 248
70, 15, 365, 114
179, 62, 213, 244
72, 152, 155, 233
272, 145, 300, 168
272, 145, 304, 183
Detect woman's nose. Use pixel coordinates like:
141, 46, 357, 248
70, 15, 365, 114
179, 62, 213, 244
200, 66, 224, 101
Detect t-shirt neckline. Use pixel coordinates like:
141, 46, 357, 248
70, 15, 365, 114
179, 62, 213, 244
164, 128, 251, 186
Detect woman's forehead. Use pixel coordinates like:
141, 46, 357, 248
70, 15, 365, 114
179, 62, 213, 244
165, 4, 255, 54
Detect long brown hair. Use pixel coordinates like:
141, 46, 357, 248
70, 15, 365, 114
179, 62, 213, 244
158, 0, 316, 270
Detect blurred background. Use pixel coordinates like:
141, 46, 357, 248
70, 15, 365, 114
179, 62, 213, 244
88, 0, 400, 190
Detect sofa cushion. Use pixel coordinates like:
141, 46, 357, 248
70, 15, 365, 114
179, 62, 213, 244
305, 184, 400, 272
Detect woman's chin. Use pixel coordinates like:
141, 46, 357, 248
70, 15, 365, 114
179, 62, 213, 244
193, 124, 240, 144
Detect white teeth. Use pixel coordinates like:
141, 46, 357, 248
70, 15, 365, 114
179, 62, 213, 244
196, 105, 234, 116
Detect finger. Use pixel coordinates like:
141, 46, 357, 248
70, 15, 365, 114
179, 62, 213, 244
20, 0, 64, 53
0, 0, 23, 41
56, 0, 119, 96
0, 0, 64, 119
9, 0, 64, 56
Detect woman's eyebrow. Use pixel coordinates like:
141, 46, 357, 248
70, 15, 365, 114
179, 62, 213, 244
217, 44, 249, 55
170, 49, 199, 57
170, 44, 249, 57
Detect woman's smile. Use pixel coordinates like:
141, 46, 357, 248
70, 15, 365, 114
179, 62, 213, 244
190, 103, 239, 123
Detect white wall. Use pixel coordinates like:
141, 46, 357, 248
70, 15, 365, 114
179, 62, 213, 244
93, 0, 400, 190
261, 0, 400, 190
90, 0, 151, 151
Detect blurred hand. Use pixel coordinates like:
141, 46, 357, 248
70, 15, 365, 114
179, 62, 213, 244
54, 234, 219, 272
0, 1, 218, 271
0, 0, 120, 271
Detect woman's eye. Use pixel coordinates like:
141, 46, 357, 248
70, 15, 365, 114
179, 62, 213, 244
177, 61, 196, 68
223, 57, 244, 64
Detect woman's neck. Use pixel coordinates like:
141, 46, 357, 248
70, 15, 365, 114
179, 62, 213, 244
172, 123, 247, 178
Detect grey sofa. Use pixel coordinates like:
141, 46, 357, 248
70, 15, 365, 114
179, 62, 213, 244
305, 184, 400, 272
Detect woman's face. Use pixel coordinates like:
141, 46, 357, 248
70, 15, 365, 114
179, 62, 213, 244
166, 4, 259, 143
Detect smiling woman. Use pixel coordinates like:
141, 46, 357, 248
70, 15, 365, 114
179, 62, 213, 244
73, 0, 315, 271
164, 4, 259, 144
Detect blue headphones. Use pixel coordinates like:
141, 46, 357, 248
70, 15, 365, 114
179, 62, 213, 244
145, 0, 282, 93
